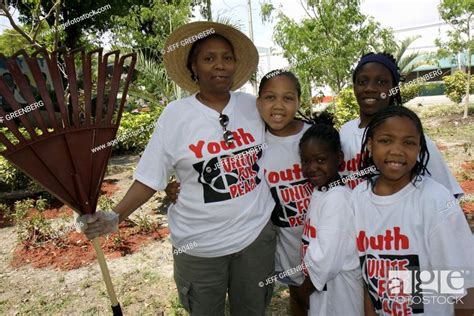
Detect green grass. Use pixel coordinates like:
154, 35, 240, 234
169, 295, 186, 316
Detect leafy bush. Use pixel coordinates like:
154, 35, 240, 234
113, 106, 164, 154
0, 156, 33, 192
98, 195, 115, 211
400, 83, 423, 103
35, 196, 49, 212
6, 198, 53, 244
9, 199, 35, 222
0, 127, 49, 192
332, 88, 359, 129
420, 82, 445, 96
132, 213, 154, 233
443, 70, 474, 104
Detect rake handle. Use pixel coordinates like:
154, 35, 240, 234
91, 237, 123, 316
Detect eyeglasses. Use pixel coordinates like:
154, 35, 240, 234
219, 113, 234, 145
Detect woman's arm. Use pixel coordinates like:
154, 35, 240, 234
75, 180, 156, 239
113, 180, 157, 222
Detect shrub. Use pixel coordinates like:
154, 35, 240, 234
400, 83, 423, 103
7, 198, 53, 244
421, 82, 445, 96
9, 199, 34, 222
0, 156, 33, 192
35, 196, 49, 212
113, 106, 164, 154
0, 127, 47, 192
443, 70, 474, 104
332, 88, 359, 129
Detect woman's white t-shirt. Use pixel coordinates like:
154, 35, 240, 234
134, 91, 275, 257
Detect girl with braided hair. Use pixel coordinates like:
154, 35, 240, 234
353, 106, 474, 315
298, 112, 364, 316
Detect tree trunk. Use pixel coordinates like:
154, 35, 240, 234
206, 0, 212, 21
463, 19, 471, 119
464, 48, 470, 119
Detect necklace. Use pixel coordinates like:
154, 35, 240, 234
196, 93, 230, 113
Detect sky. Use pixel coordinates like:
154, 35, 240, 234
201, 0, 450, 92
208, 0, 447, 47
206, 0, 448, 65
0, 0, 455, 93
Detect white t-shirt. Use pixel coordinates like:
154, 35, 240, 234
352, 177, 474, 316
339, 118, 463, 196
302, 186, 364, 315
262, 123, 312, 286
134, 91, 275, 257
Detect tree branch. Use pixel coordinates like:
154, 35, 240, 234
32, 0, 60, 41
53, 0, 61, 50
0, 3, 44, 50
298, 0, 315, 19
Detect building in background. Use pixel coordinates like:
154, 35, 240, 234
405, 52, 474, 96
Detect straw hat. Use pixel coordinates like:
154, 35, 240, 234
163, 21, 259, 93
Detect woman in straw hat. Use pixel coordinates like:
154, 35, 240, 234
77, 21, 276, 315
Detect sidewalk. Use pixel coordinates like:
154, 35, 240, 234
405, 94, 474, 107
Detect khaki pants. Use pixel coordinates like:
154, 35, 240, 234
173, 220, 276, 315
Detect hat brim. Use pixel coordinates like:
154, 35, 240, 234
163, 21, 258, 93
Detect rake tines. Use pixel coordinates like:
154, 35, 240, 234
0, 47, 136, 213
0, 47, 137, 315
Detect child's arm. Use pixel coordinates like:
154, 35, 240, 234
364, 287, 377, 316
165, 181, 180, 203
299, 276, 316, 296
304, 190, 355, 290
455, 288, 474, 316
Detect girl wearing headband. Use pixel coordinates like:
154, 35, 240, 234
339, 52, 463, 198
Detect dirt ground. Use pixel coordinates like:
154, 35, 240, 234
0, 105, 472, 315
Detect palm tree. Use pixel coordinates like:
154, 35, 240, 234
395, 35, 426, 76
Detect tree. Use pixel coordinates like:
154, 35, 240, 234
111, 0, 195, 100
436, 0, 474, 118
394, 36, 433, 103
260, 0, 395, 103
395, 35, 424, 76
0, 28, 31, 55
194, 0, 212, 21
111, 0, 192, 54
1, 0, 210, 51
1, 0, 143, 50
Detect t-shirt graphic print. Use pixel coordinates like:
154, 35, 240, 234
358, 229, 423, 314
192, 139, 262, 203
